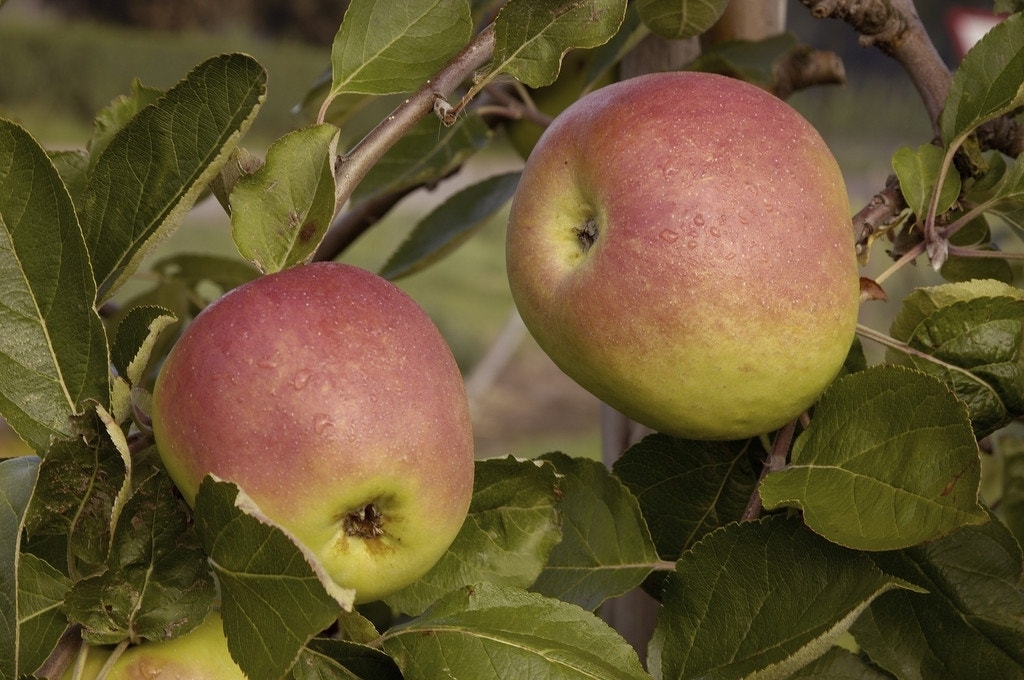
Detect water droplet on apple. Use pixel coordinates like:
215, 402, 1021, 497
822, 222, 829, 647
692, 213, 705, 227
293, 369, 312, 389
313, 413, 334, 435
686, 240, 698, 249
257, 357, 277, 370
738, 209, 752, 225
710, 226, 721, 238
659, 229, 679, 243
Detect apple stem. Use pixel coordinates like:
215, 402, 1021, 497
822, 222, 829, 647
741, 418, 797, 521
93, 639, 130, 680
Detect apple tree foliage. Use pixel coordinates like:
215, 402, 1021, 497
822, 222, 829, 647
2, 0, 1024, 678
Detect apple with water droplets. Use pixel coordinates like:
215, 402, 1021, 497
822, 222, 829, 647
506, 72, 860, 440
152, 262, 475, 602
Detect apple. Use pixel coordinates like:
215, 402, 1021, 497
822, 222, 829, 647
505, 72, 860, 440
62, 610, 244, 679
151, 262, 475, 603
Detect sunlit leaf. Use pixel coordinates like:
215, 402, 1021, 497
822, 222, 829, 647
892, 143, 962, 217
760, 365, 987, 550
380, 583, 648, 679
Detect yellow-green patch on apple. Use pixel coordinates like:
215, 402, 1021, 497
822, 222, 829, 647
506, 72, 860, 441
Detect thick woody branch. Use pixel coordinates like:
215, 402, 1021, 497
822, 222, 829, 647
800, 0, 951, 133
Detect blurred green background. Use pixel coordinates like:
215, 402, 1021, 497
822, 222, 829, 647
0, 0, 997, 459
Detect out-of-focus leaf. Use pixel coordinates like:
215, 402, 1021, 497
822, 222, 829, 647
194, 476, 353, 680
853, 516, 1024, 679
79, 53, 266, 300
649, 515, 921, 680
760, 365, 986, 550
529, 452, 658, 610
491, 0, 628, 87
888, 280, 1024, 438
293, 638, 403, 680
351, 112, 491, 204
1, 455, 40, 678
0, 120, 109, 452
16, 551, 71, 675
328, 0, 472, 97
385, 456, 561, 616
612, 434, 758, 561
636, 0, 729, 40
996, 431, 1024, 554
380, 583, 649, 679
230, 123, 339, 273
380, 172, 519, 280
941, 12, 1024, 147
686, 32, 801, 89
63, 471, 216, 645
892, 143, 962, 218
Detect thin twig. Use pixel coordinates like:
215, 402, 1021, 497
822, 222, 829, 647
742, 418, 798, 521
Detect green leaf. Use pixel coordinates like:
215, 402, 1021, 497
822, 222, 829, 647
998, 431, 1024, 546
760, 365, 987, 550
637, 0, 730, 40
351, 112, 491, 204
23, 435, 127, 578
941, 12, 1024, 148
230, 123, 339, 273
328, 0, 472, 97
0, 120, 110, 452
48, 149, 90, 207
63, 471, 216, 645
79, 53, 266, 300
940, 213, 1014, 285
385, 457, 560, 616
16, 551, 71, 675
852, 516, 1024, 679
87, 78, 164, 170
788, 647, 893, 679
293, 638, 403, 680
380, 171, 520, 280
649, 515, 921, 680
380, 583, 649, 679
194, 476, 353, 680
530, 452, 659, 610
612, 434, 758, 560
492, 0, 628, 88
1, 455, 40, 679
685, 33, 802, 89
111, 305, 177, 387
892, 144, 962, 218
888, 280, 1024, 438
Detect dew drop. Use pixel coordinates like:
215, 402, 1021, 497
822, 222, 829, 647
710, 226, 721, 238
692, 213, 705, 227
659, 229, 680, 243
738, 209, 752, 225
257, 357, 277, 370
313, 413, 334, 435
293, 369, 312, 390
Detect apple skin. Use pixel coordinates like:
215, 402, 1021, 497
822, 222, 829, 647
506, 72, 860, 440
152, 262, 475, 603
62, 611, 244, 679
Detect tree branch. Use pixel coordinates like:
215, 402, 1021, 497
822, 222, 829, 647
800, 0, 951, 133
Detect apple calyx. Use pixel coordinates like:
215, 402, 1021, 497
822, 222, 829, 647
344, 502, 386, 539
575, 218, 599, 252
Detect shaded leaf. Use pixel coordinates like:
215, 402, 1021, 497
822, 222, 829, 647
788, 647, 894, 679
0, 120, 109, 452
892, 143, 962, 218
612, 434, 758, 560
853, 516, 1024, 679
492, 0, 628, 88
997, 431, 1024, 546
1, 456, 40, 678
79, 53, 266, 300
380, 171, 519, 280
385, 456, 561, 616
380, 583, 648, 679
650, 515, 920, 680
230, 123, 339, 273
637, 0, 729, 40
941, 12, 1024, 147
686, 32, 801, 89
888, 280, 1024, 438
87, 78, 164, 170
111, 306, 177, 388
760, 365, 986, 550
293, 637, 403, 680
194, 476, 353, 680
328, 0, 472, 96
530, 452, 659, 610
63, 471, 216, 645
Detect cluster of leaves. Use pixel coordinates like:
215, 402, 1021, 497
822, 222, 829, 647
1, 0, 1023, 679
